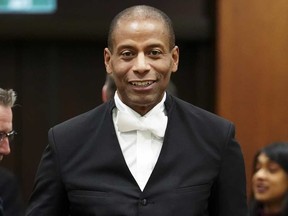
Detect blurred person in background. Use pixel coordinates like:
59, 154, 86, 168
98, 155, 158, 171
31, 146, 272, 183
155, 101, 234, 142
0, 88, 16, 161
0, 88, 23, 216
101, 74, 117, 102
249, 142, 288, 216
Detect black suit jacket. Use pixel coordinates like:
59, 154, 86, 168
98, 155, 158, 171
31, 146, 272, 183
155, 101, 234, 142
0, 197, 3, 216
0, 167, 23, 216
26, 95, 248, 216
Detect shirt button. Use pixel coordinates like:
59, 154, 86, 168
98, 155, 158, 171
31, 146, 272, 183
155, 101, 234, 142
140, 198, 147, 206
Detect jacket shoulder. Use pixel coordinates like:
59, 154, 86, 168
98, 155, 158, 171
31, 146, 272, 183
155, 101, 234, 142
51, 102, 112, 136
168, 96, 233, 127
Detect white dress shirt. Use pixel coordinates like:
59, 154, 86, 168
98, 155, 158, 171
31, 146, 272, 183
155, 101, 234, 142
112, 92, 168, 191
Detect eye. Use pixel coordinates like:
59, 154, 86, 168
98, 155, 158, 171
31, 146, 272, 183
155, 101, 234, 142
268, 163, 281, 173
148, 49, 162, 57
121, 50, 134, 59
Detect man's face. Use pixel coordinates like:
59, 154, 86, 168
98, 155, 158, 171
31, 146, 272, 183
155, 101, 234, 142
0, 105, 13, 161
252, 153, 288, 206
104, 18, 179, 115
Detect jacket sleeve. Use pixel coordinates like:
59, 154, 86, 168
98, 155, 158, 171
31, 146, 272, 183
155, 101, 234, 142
25, 128, 69, 216
208, 123, 248, 216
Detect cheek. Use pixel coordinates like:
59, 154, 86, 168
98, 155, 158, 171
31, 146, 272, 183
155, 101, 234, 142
251, 175, 257, 188
269, 176, 288, 196
110, 58, 132, 73
151, 58, 174, 72
163, 60, 175, 73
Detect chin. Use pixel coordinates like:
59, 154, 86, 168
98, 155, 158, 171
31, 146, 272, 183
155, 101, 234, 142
131, 93, 155, 102
255, 195, 270, 203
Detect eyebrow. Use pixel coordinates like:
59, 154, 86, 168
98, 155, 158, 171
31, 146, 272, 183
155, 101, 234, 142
116, 40, 166, 49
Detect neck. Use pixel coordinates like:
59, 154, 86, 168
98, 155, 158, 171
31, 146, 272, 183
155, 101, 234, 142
115, 92, 166, 116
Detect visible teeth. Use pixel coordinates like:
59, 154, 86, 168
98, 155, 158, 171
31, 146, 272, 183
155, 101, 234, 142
131, 81, 153, 86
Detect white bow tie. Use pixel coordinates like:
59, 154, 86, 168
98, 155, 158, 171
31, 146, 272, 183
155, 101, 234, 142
116, 110, 167, 138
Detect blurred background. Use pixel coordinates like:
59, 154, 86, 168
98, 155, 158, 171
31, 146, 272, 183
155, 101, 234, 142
0, 0, 287, 207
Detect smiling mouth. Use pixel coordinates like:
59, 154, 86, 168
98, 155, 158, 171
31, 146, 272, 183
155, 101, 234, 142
255, 184, 269, 193
130, 81, 154, 87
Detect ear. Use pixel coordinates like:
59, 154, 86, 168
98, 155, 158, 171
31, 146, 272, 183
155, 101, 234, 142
171, 46, 179, 73
104, 48, 113, 74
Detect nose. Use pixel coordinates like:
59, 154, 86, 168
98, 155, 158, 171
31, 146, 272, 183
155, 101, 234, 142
0, 139, 11, 156
254, 168, 267, 180
133, 53, 150, 73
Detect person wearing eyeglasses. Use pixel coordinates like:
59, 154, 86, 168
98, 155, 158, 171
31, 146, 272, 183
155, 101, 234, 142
0, 88, 17, 161
0, 88, 23, 216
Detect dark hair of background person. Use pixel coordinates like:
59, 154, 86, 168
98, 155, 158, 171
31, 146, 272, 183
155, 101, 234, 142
249, 142, 288, 216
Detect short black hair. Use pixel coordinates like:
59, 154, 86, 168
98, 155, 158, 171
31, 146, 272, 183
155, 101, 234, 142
107, 5, 175, 52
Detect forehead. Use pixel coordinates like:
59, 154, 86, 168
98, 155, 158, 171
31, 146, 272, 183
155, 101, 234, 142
0, 105, 12, 116
256, 153, 283, 170
256, 153, 278, 166
0, 105, 13, 130
112, 18, 170, 47
257, 153, 269, 163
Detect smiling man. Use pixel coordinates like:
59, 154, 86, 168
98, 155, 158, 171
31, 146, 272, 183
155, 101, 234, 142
26, 5, 248, 216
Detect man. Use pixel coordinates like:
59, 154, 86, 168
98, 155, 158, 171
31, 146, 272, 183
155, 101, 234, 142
26, 5, 248, 215
0, 88, 16, 161
0, 88, 23, 216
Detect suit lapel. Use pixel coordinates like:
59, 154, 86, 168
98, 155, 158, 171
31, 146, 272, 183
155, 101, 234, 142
104, 100, 140, 188
142, 95, 177, 192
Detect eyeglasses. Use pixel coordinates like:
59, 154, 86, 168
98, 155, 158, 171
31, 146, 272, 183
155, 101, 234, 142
0, 130, 17, 143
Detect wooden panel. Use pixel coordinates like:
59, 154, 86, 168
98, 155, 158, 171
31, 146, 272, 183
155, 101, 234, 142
217, 0, 288, 196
